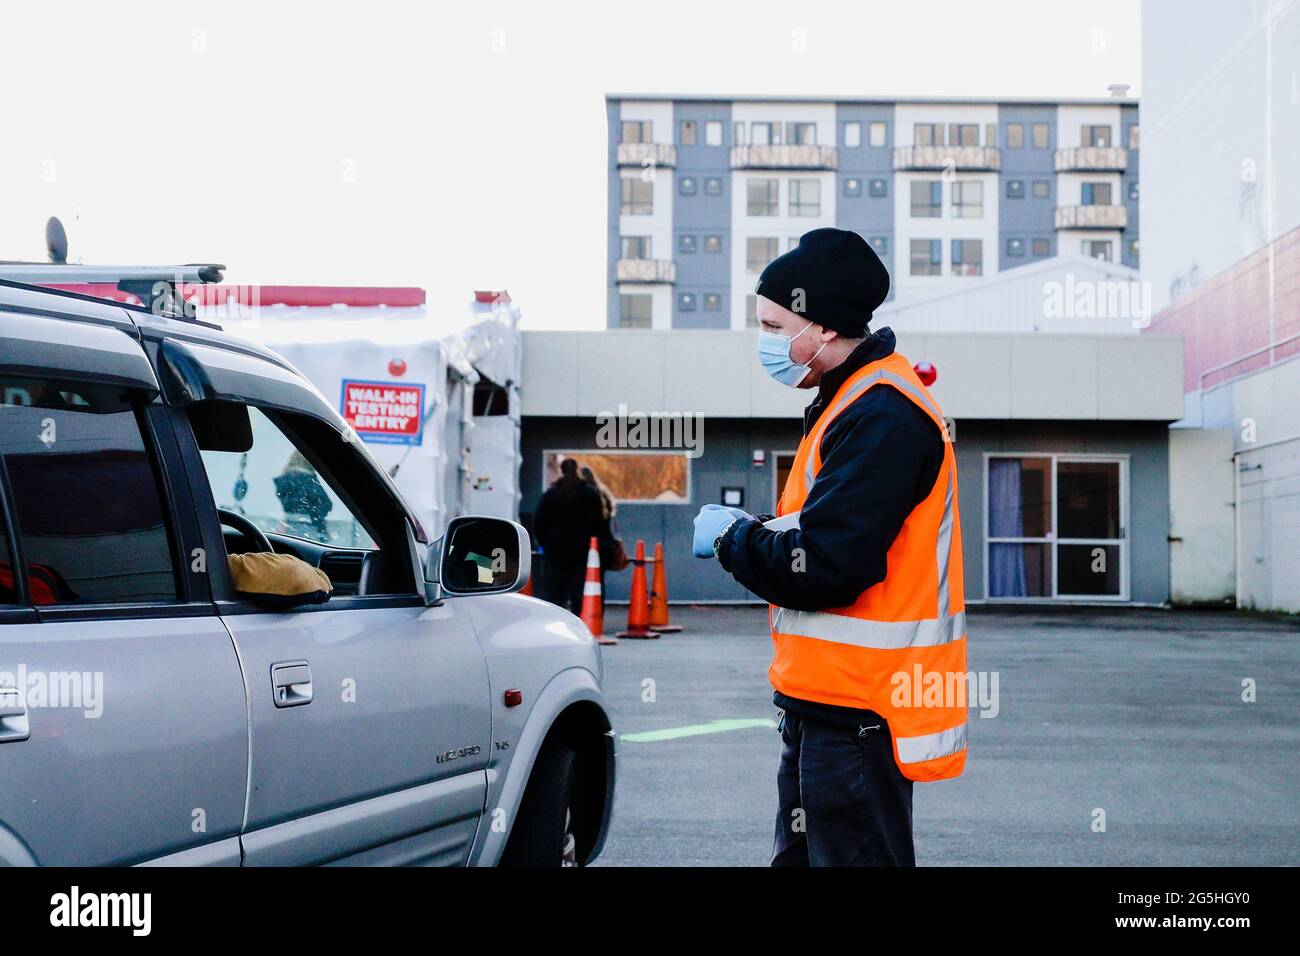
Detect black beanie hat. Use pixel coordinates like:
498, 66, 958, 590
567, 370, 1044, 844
755, 227, 889, 337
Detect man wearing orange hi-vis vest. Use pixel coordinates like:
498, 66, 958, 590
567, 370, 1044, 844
692, 228, 966, 867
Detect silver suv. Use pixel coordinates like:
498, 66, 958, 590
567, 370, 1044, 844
0, 279, 615, 866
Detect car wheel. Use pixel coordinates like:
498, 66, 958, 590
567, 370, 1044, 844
502, 738, 581, 867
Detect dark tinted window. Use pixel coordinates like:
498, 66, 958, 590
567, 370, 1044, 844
0, 480, 13, 604
0, 377, 177, 605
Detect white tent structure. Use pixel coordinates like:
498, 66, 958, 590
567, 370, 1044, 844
204, 288, 522, 538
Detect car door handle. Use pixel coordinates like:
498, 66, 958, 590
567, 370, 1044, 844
271, 661, 313, 708
0, 686, 30, 742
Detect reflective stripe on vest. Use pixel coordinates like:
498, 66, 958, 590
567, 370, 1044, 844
896, 722, 967, 765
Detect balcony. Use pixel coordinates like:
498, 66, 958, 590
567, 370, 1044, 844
893, 145, 1000, 172
729, 144, 838, 170
1055, 146, 1128, 172
616, 258, 676, 284
617, 142, 677, 169
1054, 204, 1129, 230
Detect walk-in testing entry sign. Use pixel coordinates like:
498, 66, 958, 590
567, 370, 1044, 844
341, 379, 426, 445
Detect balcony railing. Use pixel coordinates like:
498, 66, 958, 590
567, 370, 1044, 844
1054, 146, 1128, 172
893, 145, 1001, 171
616, 258, 677, 284
616, 142, 677, 169
1054, 204, 1129, 230
729, 144, 838, 170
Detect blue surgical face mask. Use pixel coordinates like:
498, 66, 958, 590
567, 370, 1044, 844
757, 322, 827, 388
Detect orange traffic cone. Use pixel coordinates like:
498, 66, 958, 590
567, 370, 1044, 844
581, 537, 617, 645
647, 541, 682, 633
615, 539, 658, 639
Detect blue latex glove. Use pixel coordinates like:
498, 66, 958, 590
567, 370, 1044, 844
693, 506, 739, 559
700, 502, 754, 522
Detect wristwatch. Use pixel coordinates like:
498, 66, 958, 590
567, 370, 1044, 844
712, 517, 737, 559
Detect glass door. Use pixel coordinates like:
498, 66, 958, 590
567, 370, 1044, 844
986, 455, 1127, 601
1054, 458, 1126, 599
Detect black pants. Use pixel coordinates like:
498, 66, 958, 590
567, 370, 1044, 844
771, 710, 915, 867
540, 554, 585, 614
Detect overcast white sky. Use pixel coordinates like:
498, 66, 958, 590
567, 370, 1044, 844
0, 0, 1140, 329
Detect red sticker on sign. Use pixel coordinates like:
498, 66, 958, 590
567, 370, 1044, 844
340, 380, 426, 445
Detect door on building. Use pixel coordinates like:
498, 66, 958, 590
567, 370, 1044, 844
773, 451, 797, 512
985, 454, 1128, 601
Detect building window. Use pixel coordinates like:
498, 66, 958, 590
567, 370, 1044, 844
951, 239, 983, 276
619, 294, 652, 328
1031, 122, 1049, 148
705, 120, 723, 146
1006, 238, 1025, 258
1083, 240, 1112, 261
1007, 179, 1025, 199
1007, 123, 1024, 148
1128, 180, 1140, 201
987, 455, 1125, 599
952, 181, 983, 218
747, 178, 779, 216
622, 236, 651, 259
750, 122, 774, 146
790, 179, 821, 216
678, 292, 697, 312
1032, 238, 1050, 257
870, 236, 888, 255
948, 124, 979, 146
1032, 179, 1051, 199
704, 176, 723, 196
1082, 125, 1112, 147
621, 177, 653, 215
786, 122, 816, 145
1128, 125, 1140, 150
703, 235, 722, 253
910, 239, 941, 276
704, 292, 721, 311
843, 122, 861, 147
544, 450, 690, 505
734, 121, 746, 145
844, 177, 862, 197
985, 123, 998, 147
869, 121, 887, 147
621, 120, 652, 143
1129, 239, 1140, 259
679, 176, 697, 196
868, 178, 888, 197
1081, 182, 1113, 205
746, 294, 759, 328
914, 123, 941, 146
910, 180, 942, 218
678, 234, 697, 254
680, 120, 697, 146
747, 237, 779, 273
788, 236, 800, 250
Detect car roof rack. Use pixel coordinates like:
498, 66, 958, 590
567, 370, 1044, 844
0, 262, 226, 320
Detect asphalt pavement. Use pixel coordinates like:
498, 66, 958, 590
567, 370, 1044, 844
592, 604, 1300, 866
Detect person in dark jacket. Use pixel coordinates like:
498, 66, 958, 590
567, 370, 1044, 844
533, 458, 612, 614
691, 228, 948, 867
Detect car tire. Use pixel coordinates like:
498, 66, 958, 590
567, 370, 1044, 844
501, 738, 581, 867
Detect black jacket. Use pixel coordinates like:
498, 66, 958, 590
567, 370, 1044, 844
717, 327, 945, 727
533, 479, 611, 563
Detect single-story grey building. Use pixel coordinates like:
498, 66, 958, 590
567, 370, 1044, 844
520, 326, 1184, 606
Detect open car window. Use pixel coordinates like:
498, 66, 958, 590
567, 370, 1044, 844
197, 405, 376, 550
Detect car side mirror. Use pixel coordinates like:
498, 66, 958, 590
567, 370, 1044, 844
427, 515, 531, 599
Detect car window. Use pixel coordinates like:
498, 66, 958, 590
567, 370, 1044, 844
0, 479, 14, 605
198, 406, 376, 549
0, 376, 179, 605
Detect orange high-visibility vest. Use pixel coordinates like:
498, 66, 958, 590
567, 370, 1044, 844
770, 350, 967, 782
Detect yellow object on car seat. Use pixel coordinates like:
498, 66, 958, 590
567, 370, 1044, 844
227, 552, 333, 609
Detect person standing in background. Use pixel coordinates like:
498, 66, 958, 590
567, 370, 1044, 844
533, 458, 612, 614
581, 464, 617, 609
